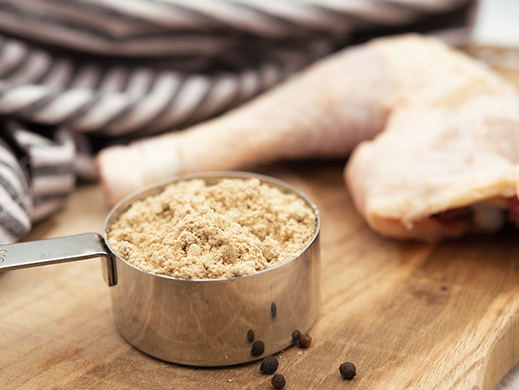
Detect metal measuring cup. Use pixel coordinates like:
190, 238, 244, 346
0, 171, 321, 366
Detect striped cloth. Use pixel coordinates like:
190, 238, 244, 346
0, 0, 477, 243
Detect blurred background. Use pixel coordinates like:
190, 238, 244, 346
473, 0, 519, 47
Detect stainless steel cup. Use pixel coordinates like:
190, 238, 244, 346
0, 171, 321, 366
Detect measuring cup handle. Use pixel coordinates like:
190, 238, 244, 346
0, 233, 116, 286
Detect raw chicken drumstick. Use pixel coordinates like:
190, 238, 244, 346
97, 34, 519, 242
97, 35, 394, 204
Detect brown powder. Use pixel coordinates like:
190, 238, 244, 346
107, 177, 317, 279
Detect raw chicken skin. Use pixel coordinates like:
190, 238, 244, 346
346, 38, 519, 242
347, 98, 519, 242
97, 34, 519, 242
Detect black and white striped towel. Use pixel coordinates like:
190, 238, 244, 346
0, 0, 477, 243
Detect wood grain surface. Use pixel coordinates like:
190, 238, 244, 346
2, 49, 519, 390
1, 158, 519, 390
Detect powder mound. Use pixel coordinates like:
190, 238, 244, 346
107, 177, 317, 279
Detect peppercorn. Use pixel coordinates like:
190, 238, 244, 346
339, 362, 356, 380
271, 302, 277, 317
260, 355, 279, 374
251, 340, 265, 356
298, 333, 312, 348
271, 374, 286, 389
291, 329, 301, 343
247, 329, 255, 343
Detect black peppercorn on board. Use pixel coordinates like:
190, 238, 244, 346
1, 51, 519, 390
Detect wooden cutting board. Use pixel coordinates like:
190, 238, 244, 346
1, 159, 519, 390
2, 47, 519, 390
